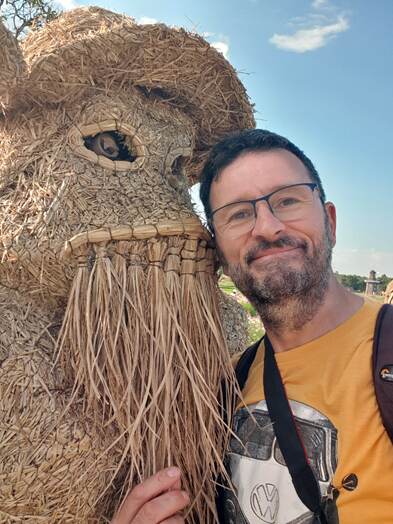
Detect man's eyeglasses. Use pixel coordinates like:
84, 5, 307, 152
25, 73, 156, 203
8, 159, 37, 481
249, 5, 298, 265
209, 182, 320, 239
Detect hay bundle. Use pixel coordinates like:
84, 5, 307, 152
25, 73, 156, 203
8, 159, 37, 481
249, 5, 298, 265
385, 280, 393, 304
0, 7, 254, 522
0, 22, 25, 108
57, 222, 234, 521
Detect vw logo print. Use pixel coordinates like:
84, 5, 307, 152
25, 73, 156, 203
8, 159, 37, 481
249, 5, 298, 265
250, 482, 280, 523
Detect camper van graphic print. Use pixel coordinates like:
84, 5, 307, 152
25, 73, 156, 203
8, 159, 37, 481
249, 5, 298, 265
222, 400, 339, 524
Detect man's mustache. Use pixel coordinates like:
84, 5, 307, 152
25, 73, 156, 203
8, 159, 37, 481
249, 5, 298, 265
245, 236, 308, 265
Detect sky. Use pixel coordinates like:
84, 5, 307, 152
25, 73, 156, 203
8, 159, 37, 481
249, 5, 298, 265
57, 0, 393, 277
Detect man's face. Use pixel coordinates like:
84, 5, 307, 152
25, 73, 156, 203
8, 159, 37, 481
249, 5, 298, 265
209, 149, 337, 305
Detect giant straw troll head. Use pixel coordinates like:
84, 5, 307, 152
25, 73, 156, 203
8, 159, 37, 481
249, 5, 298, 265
0, 7, 254, 522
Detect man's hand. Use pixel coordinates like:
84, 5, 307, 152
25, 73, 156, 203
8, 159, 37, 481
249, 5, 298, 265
111, 467, 190, 524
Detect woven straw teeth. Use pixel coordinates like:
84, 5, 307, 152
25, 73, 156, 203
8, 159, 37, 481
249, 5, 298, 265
61, 217, 211, 260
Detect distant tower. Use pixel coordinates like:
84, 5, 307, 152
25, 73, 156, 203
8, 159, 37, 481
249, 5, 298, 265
365, 270, 381, 295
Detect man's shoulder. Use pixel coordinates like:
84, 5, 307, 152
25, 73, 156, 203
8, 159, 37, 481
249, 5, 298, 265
361, 297, 385, 326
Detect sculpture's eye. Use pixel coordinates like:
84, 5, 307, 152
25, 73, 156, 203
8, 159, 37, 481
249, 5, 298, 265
171, 156, 185, 178
69, 120, 145, 171
84, 131, 136, 162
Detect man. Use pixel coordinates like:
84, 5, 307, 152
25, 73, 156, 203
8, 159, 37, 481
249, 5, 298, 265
199, 129, 393, 523
112, 129, 393, 523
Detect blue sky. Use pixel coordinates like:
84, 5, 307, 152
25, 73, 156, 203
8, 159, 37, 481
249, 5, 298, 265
58, 0, 393, 276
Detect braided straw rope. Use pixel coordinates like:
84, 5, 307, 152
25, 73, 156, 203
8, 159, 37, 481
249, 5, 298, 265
62, 217, 211, 259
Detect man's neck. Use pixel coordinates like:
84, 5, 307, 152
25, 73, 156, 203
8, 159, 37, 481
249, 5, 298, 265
263, 276, 364, 353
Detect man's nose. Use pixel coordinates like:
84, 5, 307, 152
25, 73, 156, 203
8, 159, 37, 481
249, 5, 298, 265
250, 201, 285, 240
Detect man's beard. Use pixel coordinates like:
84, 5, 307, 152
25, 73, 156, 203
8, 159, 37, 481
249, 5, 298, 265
219, 217, 334, 332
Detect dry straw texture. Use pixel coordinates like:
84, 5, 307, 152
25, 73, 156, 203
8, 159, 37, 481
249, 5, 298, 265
0, 6, 254, 523
3, 5, 254, 182
385, 280, 393, 304
0, 22, 26, 108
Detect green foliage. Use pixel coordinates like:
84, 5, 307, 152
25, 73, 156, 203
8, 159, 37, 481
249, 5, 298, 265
219, 277, 236, 294
247, 320, 264, 345
337, 273, 366, 292
242, 301, 257, 317
336, 272, 392, 293
378, 274, 392, 293
0, 0, 60, 39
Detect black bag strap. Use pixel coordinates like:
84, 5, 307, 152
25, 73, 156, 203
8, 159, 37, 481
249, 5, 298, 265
263, 335, 328, 522
234, 338, 261, 390
373, 303, 393, 443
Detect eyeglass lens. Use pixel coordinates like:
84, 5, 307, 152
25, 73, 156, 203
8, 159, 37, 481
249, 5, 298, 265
213, 184, 315, 238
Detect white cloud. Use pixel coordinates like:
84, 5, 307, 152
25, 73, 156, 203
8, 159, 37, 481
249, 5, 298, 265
211, 40, 229, 59
312, 0, 328, 8
269, 15, 349, 53
56, 0, 78, 10
138, 16, 158, 25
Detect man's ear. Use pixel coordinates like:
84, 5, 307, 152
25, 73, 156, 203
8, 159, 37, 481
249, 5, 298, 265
324, 201, 337, 246
0, 21, 26, 111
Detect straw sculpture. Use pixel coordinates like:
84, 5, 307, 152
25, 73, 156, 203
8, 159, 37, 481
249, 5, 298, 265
0, 7, 255, 523
218, 292, 249, 352
385, 280, 393, 304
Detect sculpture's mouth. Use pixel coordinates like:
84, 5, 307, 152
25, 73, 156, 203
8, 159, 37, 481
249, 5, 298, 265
61, 217, 212, 260
0, 217, 215, 296
56, 214, 231, 523
61, 216, 216, 278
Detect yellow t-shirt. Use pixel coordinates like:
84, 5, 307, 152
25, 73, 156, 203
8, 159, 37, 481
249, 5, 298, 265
226, 299, 393, 524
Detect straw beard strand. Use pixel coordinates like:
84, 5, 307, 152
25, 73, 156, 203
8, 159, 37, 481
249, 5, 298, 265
56, 235, 236, 522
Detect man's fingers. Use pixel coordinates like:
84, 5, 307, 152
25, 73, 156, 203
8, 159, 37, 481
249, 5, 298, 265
112, 467, 182, 523
167, 476, 181, 491
133, 490, 189, 524
160, 516, 185, 524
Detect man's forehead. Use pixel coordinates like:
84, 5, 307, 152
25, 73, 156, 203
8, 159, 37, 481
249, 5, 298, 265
218, 148, 310, 177
211, 148, 312, 204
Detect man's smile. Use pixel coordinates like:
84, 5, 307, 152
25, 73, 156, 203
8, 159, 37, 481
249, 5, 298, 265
245, 237, 308, 267
248, 246, 302, 264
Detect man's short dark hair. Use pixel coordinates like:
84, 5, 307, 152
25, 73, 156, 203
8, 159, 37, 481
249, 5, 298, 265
199, 129, 326, 222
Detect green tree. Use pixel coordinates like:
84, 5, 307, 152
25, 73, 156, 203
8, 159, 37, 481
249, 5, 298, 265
338, 273, 366, 293
378, 274, 392, 293
0, 0, 59, 39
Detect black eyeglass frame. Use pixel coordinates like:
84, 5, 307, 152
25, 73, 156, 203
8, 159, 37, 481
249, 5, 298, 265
208, 182, 321, 232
